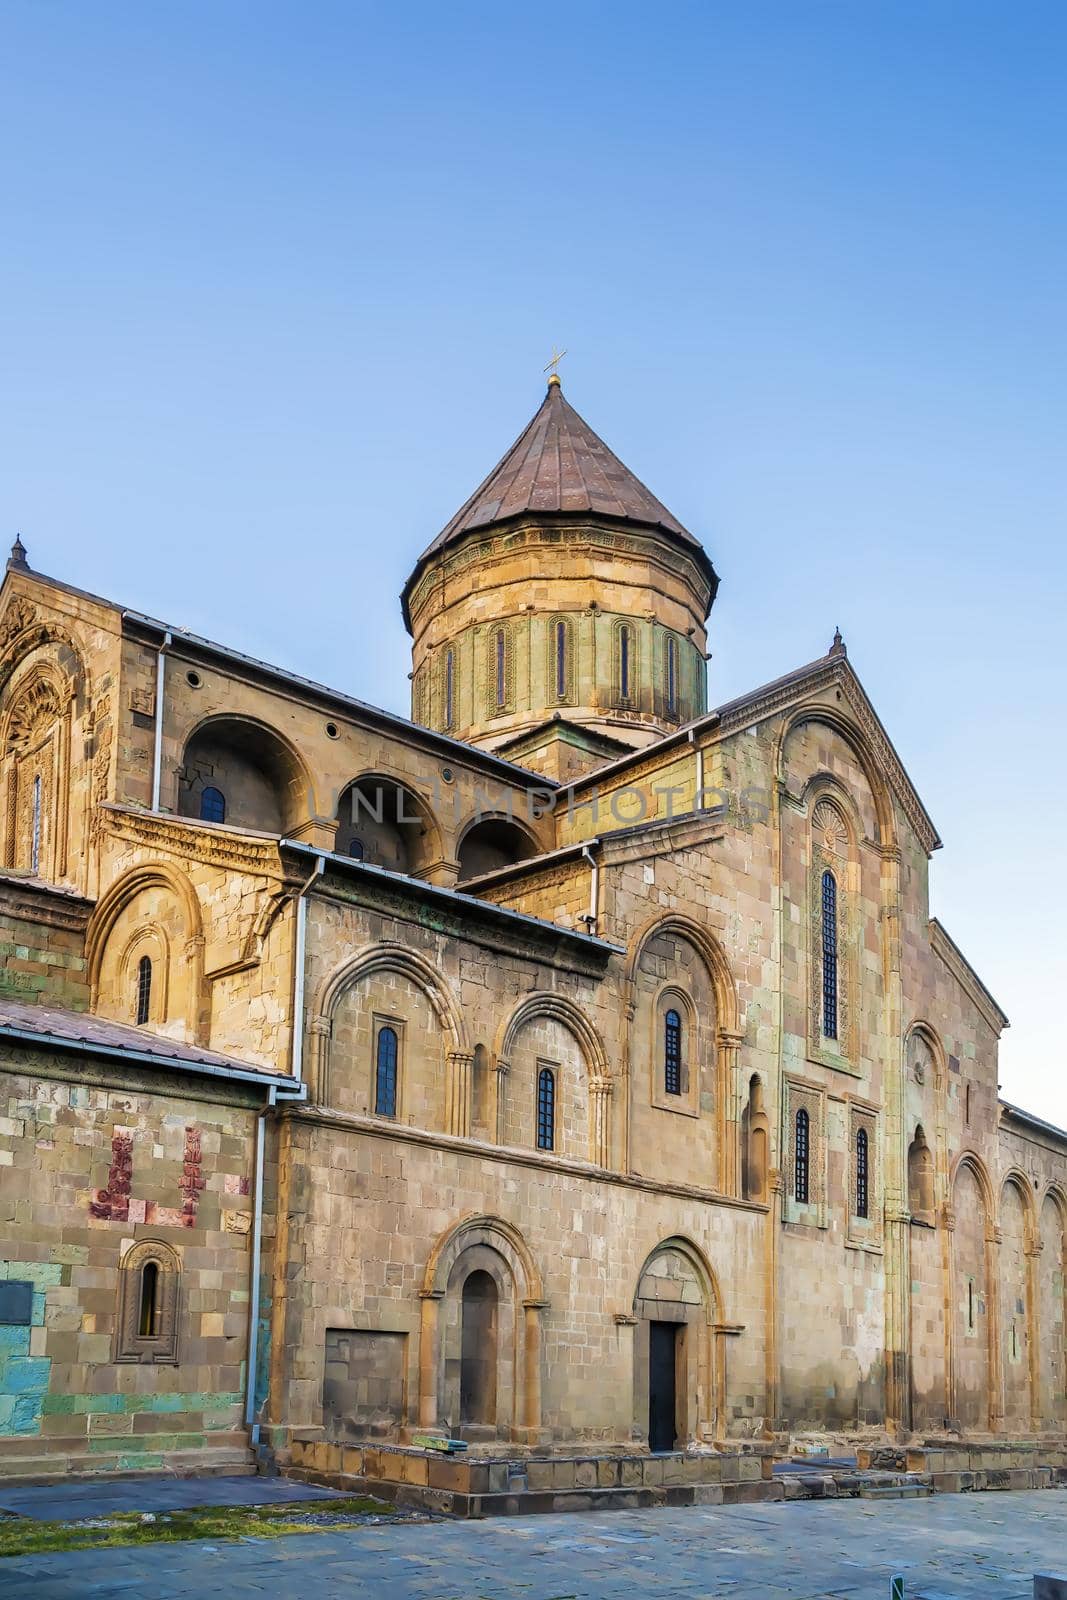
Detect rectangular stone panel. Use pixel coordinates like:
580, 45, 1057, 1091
323, 1328, 407, 1439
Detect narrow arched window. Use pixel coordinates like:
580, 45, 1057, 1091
494, 629, 507, 710
794, 1108, 810, 1204
138, 1260, 159, 1337
964, 1083, 971, 1125
444, 648, 455, 729
555, 619, 568, 701
31, 773, 42, 874
347, 837, 365, 861
821, 869, 838, 1039
536, 1067, 555, 1151
375, 1025, 398, 1118
200, 786, 226, 824
665, 636, 677, 714
135, 955, 152, 1026
664, 1008, 682, 1096
856, 1127, 869, 1219
619, 625, 632, 702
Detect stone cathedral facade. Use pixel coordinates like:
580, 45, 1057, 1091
1, 374, 1065, 1486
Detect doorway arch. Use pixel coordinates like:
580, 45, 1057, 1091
632, 1237, 721, 1450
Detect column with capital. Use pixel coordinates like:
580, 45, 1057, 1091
590, 1077, 613, 1169
445, 1049, 474, 1138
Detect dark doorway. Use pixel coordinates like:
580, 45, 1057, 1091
459, 1270, 498, 1428
648, 1321, 678, 1452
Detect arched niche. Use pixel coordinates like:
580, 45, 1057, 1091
950, 1153, 995, 1431
0, 655, 75, 880
420, 1215, 544, 1443
177, 715, 313, 835
456, 814, 539, 881
1038, 1190, 1067, 1431
908, 1125, 936, 1225
334, 774, 442, 877
631, 1238, 723, 1450
999, 1174, 1035, 1431
624, 913, 740, 1192
87, 864, 206, 1044
495, 993, 610, 1165
741, 1074, 769, 1202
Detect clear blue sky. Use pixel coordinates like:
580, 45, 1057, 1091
3, 3, 1064, 1118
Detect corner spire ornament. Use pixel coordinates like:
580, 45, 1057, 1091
828, 626, 847, 658
8, 533, 28, 571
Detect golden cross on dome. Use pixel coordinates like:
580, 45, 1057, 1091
543, 346, 567, 380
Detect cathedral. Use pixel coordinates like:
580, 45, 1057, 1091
1, 374, 1065, 1499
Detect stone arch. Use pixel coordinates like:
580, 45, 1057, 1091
949, 1151, 996, 1432
455, 811, 540, 882
1038, 1187, 1067, 1431
0, 654, 77, 879
176, 713, 318, 834
310, 942, 468, 1112
419, 1214, 544, 1442
86, 863, 206, 1043
776, 705, 897, 852
1000, 1170, 1037, 1431
624, 913, 742, 1192
495, 992, 610, 1164
334, 771, 445, 877
631, 1236, 724, 1448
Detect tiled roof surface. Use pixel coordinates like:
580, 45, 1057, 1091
0, 997, 280, 1078
415, 380, 702, 562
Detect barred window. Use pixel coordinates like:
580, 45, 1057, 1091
200, 786, 226, 825
794, 1108, 810, 1204
375, 1025, 398, 1118
135, 955, 152, 1026
856, 1126, 869, 1219
821, 869, 838, 1039
555, 619, 568, 701
664, 1008, 682, 1096
494, 628, 507, 710
536, 1067, 555, 1151
665, 635, 677, 714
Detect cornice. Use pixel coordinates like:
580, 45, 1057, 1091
283, 1101, 768, 1214
0, 871, 93, 932
930, 918, 1009, 1036
99, 804, 287, 879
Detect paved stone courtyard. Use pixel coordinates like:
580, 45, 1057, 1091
2, 1487, 1066, 1599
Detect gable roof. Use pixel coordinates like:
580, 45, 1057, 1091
402, 379, 717, 614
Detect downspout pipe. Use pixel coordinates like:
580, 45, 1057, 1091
150, 631, 172, 813
245, 1083, 277, 1439
290, 852, 325, 1088
580, 841, 600, 936
245, 852, 322, 1445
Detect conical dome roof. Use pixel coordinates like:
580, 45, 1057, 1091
402, 379, 715, 623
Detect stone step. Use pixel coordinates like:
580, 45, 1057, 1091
0, 1445, 257, 1489
860, 1484, 930, 1500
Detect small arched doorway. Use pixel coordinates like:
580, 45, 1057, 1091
633, 1240, 719, 1451
460, 1270, 498, 1429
